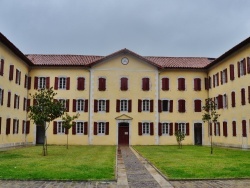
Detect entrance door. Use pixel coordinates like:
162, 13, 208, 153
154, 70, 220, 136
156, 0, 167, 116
194, 123, 202, 145
36, 125, 45, 144
118, 123, 129, 145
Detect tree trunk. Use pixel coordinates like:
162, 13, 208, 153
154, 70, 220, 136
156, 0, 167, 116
42, 121, 48, 156
67, 133, 68, 149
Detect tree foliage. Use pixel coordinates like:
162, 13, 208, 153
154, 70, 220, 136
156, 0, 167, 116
29, 87, 65, 156
175, 130, 186, 149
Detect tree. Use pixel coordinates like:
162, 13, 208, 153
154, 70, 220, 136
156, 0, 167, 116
175, 130, 185, 149
202, 98, 220, 154
29, 87, 65, 156
62, 112, 80, 149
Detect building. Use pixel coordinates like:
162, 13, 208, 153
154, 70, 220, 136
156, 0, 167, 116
0, 32, 249, 148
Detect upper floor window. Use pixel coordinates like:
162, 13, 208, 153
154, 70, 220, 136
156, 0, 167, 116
0, 59, 4, 76
15, 69, 21, 85
98, 77, 106, 91
158, 99, 173, 112
121, 100, 128, 111
213, 73, 219, 87
13, 119, 19, 134
231, 91, 236, 107
54, 77, 70, 90
162, 77, 169, 91
238, 58, 246, 77
178, 99, 186, 113
9, 65, 14, 81
221, 69, 227, 84
39, 77, 46, 89
241, 88, 246, 105
142, 99, 150, 111
77, 77, 85, 90
94, 99, 109, 112
120, 77, 128, 91
229, 64, 235, 81
77, 99, 85, 111
14, 94, 20, 109
59, 77, 66, 89
0, 88, 3, 106
116, 99, 132, 112
24, 75, 31, 89
34, 77, 49, 89
194, 99, 201, 112
138, 99, 153, 112
194, 78, 201, 91
223, 94, 227, 108
178, 78, 185, 91
142, 77, 150, 91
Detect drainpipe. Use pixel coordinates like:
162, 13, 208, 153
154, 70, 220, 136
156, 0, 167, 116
156, 69, 160, 145
88, 68, 92, 145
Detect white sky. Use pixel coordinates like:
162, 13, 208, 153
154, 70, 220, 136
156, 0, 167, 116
0, 0, 250, 58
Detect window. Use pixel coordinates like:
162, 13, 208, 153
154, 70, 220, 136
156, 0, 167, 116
98, 77, 106, 91
194, 99, 202, 112
142, 122, 150, 134
142, 77, 150, 91
162, 123, 170, 135
9, 65, 14, 81
217, 95, 223, 109
7, 91, 11, 107
162, 77, 169, 91
77, 77, 85, 90
94, 99, 109, 112
238, 58, 246, 77
57, 121, 65, 134
142, 100, 150, 111
242, 120, 247, 137
116, 99, 132, 112
158, 99, 173, 112
230, 64, 234, 80
34, 77, 50, 89
75, 99, 84, 111
120, 100, 128, 111
223, 121, 228, 137
241, 88, 246, 105
54, 77, 70, 90
38, 77, 46, 89
138, 122, 153, 135
178, 78, 185, 91
214, 97, 218, 109
73, 99, 87, 112
175, 123, 189, 135
15, 69, 21, 85
6, 118, 11, 135
178, 99, 186, 113
24, 75, 31, 89
98, 122, 105, 134
93, 122, 109, 135
14, 94, 20, 109
120, 77, 128, 91
232, 121, 237, 137
22, 121, 30, 134
221, 69, 227, 84
0, 59, 4, 76
0, 88, 3, 106
205, 77, 209, 90
13, 119, 19, 134
194, 78, 201, 91
76, 122, 84, 134
231, 91, 236, 107
59, 77, 66, 89
214, 122, 220, 136
138, 99, 153, 112
213, 73, 219, 87
223, 94, 227, 108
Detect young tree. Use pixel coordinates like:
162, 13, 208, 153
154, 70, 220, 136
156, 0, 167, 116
202, 98, 220, 154
62, 113, 80, 149
175, 130, 186, 149
29, 87, 65, 156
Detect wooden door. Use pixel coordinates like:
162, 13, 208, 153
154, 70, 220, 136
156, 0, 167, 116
118, 123, 129, 145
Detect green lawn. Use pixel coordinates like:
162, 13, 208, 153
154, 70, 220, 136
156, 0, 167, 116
0, 145, 116, 180
134, 145, 250, 179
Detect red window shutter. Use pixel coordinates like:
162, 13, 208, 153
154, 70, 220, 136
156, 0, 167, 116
13, 119, 16, 134
53, 121, 57, 134
213, 75, 215, 87
232, 121, 236, 136
73, 99, 76, 112
22, 120, 25, 134
116, 99, 120, 112
242, 120, 247, 137
46, 77, 50, 89
178, 100, 185, 113
66, 99, 69, 112
94, 122, 97, 135
105, 122, 109, 135
128, 100, 132, 112
220, 71, 223, 85
218, 122, 220, 136
7, 91, 11, 107
65, 128, 68, 135
210, 123, 212, 136
6, 118, 11, 135
178, 78, 185, 90
0, 117, 1, 134
0, 59, 4, 76
248, 86, 250, 104
26, 121, 30, 134
241, 88, 246, 105
223, 122, 227, 137
138, 122, 142, 136
231, 91, 236, 107
209, 76, 211, 88
158, 123, 162, 136
162, 78, 169, 91
28, 77, 31, 89
175, 123, 178, 132
237, 61, 240, 77
150, 122, 154, 135
186, 123, 189, 135
99, 78, 106, 91
169, 123, 173, 135
24, 75, 27, 88
205, 78, 209, 90
138, 99, 142, 112
121, 77, 128, 91
218, 95, 223, 109
94, 100, 98, 112
216, 73, 219, 86
15, 69, 18, 84
77, 77, 85, 90
1, 89, 4, 105
27, 99, 30, 111
54, 77, 58, 90
194, 78, 201, 91
247, 57, 250, 74
150, 100, 154, 112
34, 77, 38, 89
158, 100, 162, 113
142, 78, 149, 91
230, 64, 234, 80
72, 122, 76, 135
84, 99, 88, 112
23, 98, 26, 111
66, 77, 70, 90
169, 100, 173, 112
194, 99, 201, 112
243, 58, 246, 75
84, 122, 88, 135
106, 100, 110, 112
9, 65, 14, 81
225, 69, 228, 83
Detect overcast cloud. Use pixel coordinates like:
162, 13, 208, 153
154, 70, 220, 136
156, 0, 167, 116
0, 0, 250, 58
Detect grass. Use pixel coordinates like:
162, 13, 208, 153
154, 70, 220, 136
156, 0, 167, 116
0, 145, 116, 180
133, 145, 250, 179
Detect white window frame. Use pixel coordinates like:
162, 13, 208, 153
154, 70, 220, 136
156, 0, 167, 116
98, 100, 106, 112
142, 99, 150, 112
77, 99, 85, 111
120, 99, 128, 112
178, 123, 186, 134
57, 121, 65, 134
240, 60, 244, 76
215, 122, 219, 136
38, 77, 46, 89
76, 121, 84, 134
142, 122, 150, 135
15, 94, 19, 109
58, 77, 66, 89
162, 122, 170, 135
98, 122, 106, 134
14, 119, 18, 134
161, 99, 170, 112
16, 69, 21, 85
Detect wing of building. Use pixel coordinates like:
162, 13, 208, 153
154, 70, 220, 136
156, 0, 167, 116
0, 32, 250, 148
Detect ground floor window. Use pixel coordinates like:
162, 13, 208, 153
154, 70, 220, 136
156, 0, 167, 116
142, 122, 150, 134
57, 121, 65, 134
98, 122, 106, 134
162, 123, 169, 134
76, 122, 84, 134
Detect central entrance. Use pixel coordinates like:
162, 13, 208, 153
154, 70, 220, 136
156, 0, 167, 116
118, 122, 129, 145
194, 123, 202, 145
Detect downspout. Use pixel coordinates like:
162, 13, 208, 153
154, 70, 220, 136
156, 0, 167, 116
156, 69, 160, 145
88, 68, 92, 145
24, 66, 30, 146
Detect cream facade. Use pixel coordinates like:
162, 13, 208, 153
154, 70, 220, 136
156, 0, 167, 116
1, 32, 250, 148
